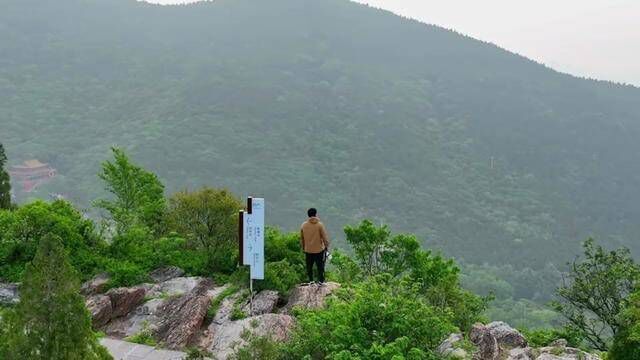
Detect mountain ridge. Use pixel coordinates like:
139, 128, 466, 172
2, 0, 639, 269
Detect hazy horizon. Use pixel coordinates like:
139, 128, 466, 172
143, 0, 640, 87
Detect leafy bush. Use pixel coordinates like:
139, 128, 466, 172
280, 275, 456, 359
609, 290, 640, 360
521, 327, 584, 348
552, 239, 639, 350
166, 187, 242, 252
255, 260, 305, 295
0, 200, 106, 282
342, 220, 485, 331
95, 147, 166, 235
124, 323, 156, 346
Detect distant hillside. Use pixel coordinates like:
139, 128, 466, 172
1, 0, 639, 269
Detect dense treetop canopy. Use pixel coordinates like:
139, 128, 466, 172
1, 0, 640, 269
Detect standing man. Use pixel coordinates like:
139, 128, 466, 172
300, 208, 330, 284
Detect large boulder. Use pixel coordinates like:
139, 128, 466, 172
106, 287, 146, 318
486, 321, 528, 348
80, 273, 110, 296
153, 278, 214, 349
145, 276, 204, 298
283, 282, 340, 313
507, 347, 534, 360
104, 298, 166, 338
243, 290, 279, 316
469, 323, 499, 360
0, 283, 19, 306
86, 294, 113, 327
149, 266, 185, 283
208, 313, 295, 359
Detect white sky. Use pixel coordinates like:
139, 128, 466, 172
145, 0, 640, 86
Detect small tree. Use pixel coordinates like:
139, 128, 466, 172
166, 187, 242, 251
553, 239, 640, 350
0, 143, 11, 209
2, 234, 112, 360
95, 147, 165, 234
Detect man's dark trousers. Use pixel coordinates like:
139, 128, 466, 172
305, 251, 325, 283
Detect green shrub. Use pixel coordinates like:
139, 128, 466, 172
281, 275, 455, 359
105, 260, 149, 288
609, 290, 640, 360
521, 327, 584, 348
208, 286, 239, 320
125, 324, 156, 346
255, 260, 305, 295
0, 200, 106, 282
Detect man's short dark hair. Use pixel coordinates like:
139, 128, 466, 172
307, 208, 317, 217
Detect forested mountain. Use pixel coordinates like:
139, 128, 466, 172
2, 0, 639, 271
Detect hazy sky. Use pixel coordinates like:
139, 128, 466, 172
146, 0, 640, 86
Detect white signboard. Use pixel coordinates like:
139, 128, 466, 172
243, 197, 265, 280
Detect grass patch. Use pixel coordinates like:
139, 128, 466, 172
207, 285, 239, 320
124, 322, 156, 346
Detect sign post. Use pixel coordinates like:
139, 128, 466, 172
240, 197, 265, 313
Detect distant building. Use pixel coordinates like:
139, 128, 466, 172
9, 160, 57, 193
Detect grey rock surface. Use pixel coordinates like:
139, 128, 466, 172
154, 278, 214, 349
208, 313, 295, 359
486, 321, 528, 348
86, 294, 113, 327
81, 273, 110, 296
0, 282, 19, 305
107, 287, 146, 318
283, 282, 340, 313
149, 266, 185, 283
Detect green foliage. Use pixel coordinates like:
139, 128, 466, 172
231, 330, 282, 360
166, 187, 242, 250
0, 144, 11, 210
185, 347, 214, 360
208, 285, 239, 320
0, 234, 111, 360
328, 248, 363, 284
0, 200, 105, 282
4, 0, 640, 307
609, 289, 640, 360
521, 327, 584, 348
124, 323, 157, 346
95, 147, 165, 235
240, 228, 307, 295
485, 298, 560, 330
281, 275, 455, 359
343, 220, 485, 331
552, 239, 640, 350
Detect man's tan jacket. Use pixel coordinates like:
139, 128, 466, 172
300, 217, 330, 254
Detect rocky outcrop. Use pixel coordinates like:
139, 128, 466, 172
80, 273, 111, 296
283, 282, 340, 313
208, 313, 295, 359
145, 276, 203, 298
149, 266, 185, 283
470, 323, 499, 360
486, 321, 528, 348
437, 333, 468, 359
535, 345, 601, 360
104, 297, 166, 338
243, 290, 279, 316
86, 294, 113, 327
106, 287, 146, 318
0, 282, 19, 305
153, 278, 214, 349
439, 323, 601, 360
